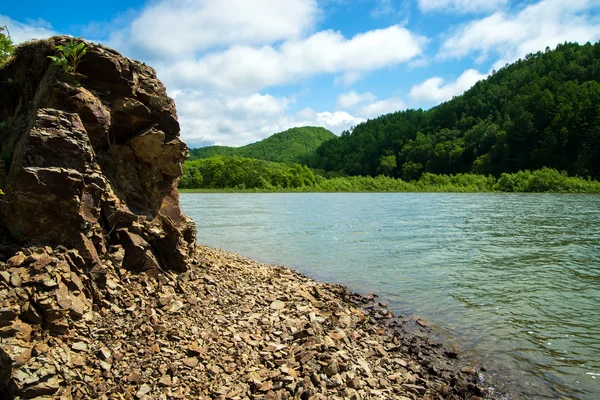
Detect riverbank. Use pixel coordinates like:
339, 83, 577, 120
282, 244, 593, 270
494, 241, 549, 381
1, 243, 500, 399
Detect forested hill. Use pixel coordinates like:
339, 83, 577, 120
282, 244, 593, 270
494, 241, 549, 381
309, 42, 600, 180
189, 126, 335, 164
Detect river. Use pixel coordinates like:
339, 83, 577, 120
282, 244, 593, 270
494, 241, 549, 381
180, 193, 600, 399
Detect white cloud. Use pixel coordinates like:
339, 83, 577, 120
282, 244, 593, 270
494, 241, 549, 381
171, 90, 364, 147
0, 15, 57, 44
371, 0, 396, 17
409, 69, 487, 103
337, 91, 377, 108
358, 98, 406, 118
440, 0, 600, 63
110, 0, 319, 59
418, 0, 508, 14
336, 91, 406, 118
333, 71, 363, 86
159, 25, 427, 93
298, 108, 366, 132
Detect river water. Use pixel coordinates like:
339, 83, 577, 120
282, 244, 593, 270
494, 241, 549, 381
180, 193, 600, 399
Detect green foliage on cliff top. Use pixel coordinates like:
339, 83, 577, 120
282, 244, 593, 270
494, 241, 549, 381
48, 41, 87, 73
309, 42, 600, 181
189, 126, 335, 164
0, 25, 15, 65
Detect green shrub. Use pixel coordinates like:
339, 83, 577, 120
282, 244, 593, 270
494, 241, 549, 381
0, 25, 14, 65
48, 41, 87, 73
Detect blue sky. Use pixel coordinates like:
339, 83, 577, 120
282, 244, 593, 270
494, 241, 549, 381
2, 0, 600, 148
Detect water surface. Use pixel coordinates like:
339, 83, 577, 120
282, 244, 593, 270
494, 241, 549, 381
180, 193, 600, 399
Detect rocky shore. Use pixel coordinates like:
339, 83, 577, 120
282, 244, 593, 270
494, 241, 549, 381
1, 243, 496, 399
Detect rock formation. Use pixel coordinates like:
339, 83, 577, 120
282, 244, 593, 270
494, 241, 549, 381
0, 36, 195, 275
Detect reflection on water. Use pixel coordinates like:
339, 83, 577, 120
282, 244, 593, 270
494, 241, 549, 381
181, 193, 600, 399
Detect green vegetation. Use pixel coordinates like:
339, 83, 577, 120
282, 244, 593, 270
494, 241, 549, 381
179, 156, 318, 190
181, 43, 600, 194
0, 25, 15, 65
179, 156, 600, 193
190, 127, 335, 164
48, 41, 87, 73
309, 42, 600, 181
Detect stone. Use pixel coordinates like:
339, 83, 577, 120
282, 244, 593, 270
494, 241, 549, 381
136, 383, 152, 398
323, 361, 339, 377
7, 253, 26, 267
126, 371, 142, 383
183, 357, 198, 368
462, 366, 477, 374
72, 342, 88, 352
158, 375, 171, 387
270, 300, 286, 310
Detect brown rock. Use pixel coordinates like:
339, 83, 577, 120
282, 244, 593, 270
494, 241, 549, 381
136, 383, 152, 398
158, 375, 171, 387
0, 320, 32, 341
126, 371, 142, 383
461, 366, 477, 374
182, 357, 198, 368
7, 253, 26, 267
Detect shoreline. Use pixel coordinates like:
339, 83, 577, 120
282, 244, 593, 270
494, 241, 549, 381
192, 245, 505, 399
1, 243, 504, 399
179, 188, 600, 194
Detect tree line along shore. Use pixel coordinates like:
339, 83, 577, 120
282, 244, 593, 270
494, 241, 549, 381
179, 156, 600, 193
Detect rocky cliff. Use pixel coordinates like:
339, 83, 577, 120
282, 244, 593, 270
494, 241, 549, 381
0, 36, 196, 273
0, 37, 196, 397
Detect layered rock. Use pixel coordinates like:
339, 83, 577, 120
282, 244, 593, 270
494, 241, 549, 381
0, 36, 196, 273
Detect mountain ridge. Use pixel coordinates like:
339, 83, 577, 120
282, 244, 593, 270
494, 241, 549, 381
189, 126, 335, 164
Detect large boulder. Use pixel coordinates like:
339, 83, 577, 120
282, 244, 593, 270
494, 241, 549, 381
0, 36, 196, 273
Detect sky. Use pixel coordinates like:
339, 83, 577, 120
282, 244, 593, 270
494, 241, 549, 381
2, 0, 600, 148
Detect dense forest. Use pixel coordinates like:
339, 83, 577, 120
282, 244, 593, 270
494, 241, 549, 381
309, 42, 600, 180
189, 126, 335, 164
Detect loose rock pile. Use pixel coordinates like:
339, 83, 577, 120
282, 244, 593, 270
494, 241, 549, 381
1, 243, 492, 399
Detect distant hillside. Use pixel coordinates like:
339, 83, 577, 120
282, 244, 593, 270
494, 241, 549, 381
309, 42, 600, 180
190, 127, 335, 164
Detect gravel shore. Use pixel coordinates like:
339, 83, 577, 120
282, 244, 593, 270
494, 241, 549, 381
1, 244, 498, 399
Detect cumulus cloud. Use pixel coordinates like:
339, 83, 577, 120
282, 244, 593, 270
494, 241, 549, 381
336, 91, 406, 118
337, 91, 377, 108
159, 25, 427, 93
110, 0, 319, 59
408, 69, 487, 103
439, 0, 600, 64
171, 90, 364, 147
418, 0, 508, 14
0, 15, 57, 44
358, 98, 406, 118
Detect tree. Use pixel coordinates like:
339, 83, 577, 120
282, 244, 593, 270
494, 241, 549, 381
0, 25, 15, 65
